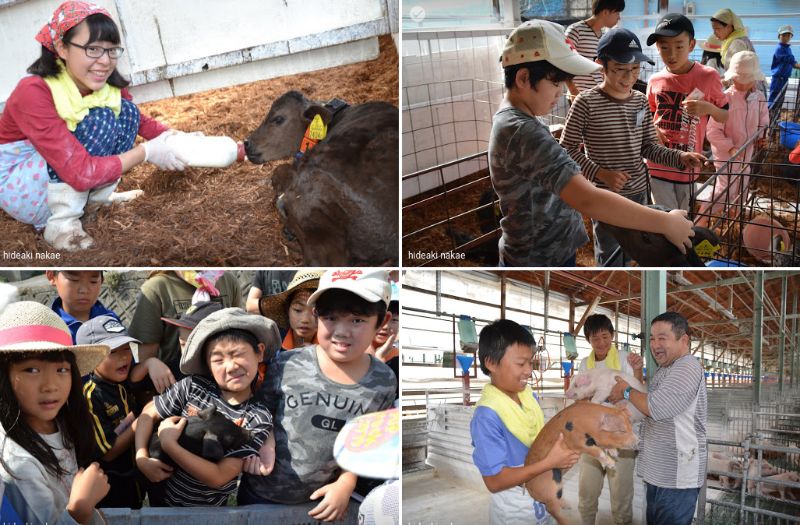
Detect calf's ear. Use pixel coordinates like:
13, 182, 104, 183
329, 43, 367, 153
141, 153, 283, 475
198, 405, 216, 419
302, 104, 334, 126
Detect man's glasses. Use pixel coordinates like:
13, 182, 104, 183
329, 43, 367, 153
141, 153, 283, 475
69, 42, 124, 59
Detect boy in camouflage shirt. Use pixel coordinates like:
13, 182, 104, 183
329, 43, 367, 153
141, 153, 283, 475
238, 270, 396, 521
490, 20, 695, 266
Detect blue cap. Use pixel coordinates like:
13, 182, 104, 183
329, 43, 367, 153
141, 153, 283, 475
598, 28, 655, 65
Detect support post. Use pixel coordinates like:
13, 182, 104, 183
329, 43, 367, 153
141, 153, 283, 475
642, 270, 667, 382
753, 272, 764, 406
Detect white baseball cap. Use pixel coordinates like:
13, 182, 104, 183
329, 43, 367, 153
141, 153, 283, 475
501, 19, 601, 76
778, 25, 793, 36
307, 269, 391, 307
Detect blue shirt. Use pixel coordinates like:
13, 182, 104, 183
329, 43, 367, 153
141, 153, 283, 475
471, 405, 532, 475
771, 43, 796, 78
50, 297, 120, 343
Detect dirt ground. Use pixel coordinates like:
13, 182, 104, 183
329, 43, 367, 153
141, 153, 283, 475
0, 35, 397, 267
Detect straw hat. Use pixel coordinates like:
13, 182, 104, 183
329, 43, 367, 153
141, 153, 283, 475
258, 270, 324, 328
0, 301, 108, 376
181, 307, 281, 376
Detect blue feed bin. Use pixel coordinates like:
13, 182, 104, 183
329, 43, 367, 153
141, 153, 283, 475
779, 121, 800, 150
455, 354, 474, 375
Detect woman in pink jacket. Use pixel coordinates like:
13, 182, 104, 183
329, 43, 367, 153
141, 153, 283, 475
700, 51, 768, 223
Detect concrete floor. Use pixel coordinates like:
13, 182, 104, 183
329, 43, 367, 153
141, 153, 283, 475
403, 466, 647, 525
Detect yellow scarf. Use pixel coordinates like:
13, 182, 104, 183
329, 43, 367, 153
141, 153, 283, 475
719, 12, 749, 67
586, 343, 621, 370
721, 30, 749, 67
43, 62, 121, 131
476, 383, 544, 447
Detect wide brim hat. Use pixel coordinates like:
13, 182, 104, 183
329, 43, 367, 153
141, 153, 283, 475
0, 301, 108, 376
181, 307, 281, 375
700, 34, 723, 52
501, 19, 600, 76
258, 270, 324, 328
307, 269, 392, 308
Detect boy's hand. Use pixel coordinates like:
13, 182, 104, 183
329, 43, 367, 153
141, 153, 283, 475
375, 332, 397, 361
242, 440, 276, 476
654, 126, 668, 145
68, 462, 109, 521
157, 416, 187, 446
308, 477, 354, 522
136, 456, 174, 482
544, 433, 580, 470
680, 151, 708, 170
596, 168, 630, 193
663, 209, 694, 254
147, 358, 176, 394
681, 99, 712, 117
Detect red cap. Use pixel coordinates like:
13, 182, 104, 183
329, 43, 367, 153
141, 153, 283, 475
237, 142, 246, 162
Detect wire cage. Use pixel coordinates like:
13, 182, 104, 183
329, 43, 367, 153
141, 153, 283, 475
703, 387, 800, 524
692, 75, 800, 268
402, 79, 572, 267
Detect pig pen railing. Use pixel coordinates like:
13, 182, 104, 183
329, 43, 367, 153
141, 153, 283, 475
692, 78, 800, 268
101, 501, 361, 524
700, 387, 800, 524
402, 78, 572, 267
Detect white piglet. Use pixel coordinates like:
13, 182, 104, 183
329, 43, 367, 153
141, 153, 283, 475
566, 368, 647, 422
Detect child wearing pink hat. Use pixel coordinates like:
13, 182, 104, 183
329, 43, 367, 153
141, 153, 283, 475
700, 51, 769, 224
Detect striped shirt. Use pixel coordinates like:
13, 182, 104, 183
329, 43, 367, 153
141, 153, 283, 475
565, 21, 605, 91
637, 354, 707, 489
561, 86, 684, 197
154, 375, 272, 507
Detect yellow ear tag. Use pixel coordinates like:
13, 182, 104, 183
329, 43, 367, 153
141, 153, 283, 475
307, 114, 327, 140
694, 239, 721, 258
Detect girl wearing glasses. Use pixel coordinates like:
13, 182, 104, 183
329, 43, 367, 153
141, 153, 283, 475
0, 1, 190, 251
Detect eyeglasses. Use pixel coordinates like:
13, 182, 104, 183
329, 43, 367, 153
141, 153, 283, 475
69, 42, 125, 59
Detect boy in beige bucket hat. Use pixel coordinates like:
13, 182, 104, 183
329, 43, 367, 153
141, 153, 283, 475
490, 19, 694, 266
134, 307, 279, 507
0, 301, 110, 525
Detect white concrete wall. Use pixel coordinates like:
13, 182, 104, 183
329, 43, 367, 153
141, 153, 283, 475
0, 0, 396, 107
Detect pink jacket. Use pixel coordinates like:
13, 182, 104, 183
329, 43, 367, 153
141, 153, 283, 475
707, 86, 768, 171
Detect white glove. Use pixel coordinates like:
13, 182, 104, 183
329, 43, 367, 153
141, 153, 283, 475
143, 131, 186, 171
